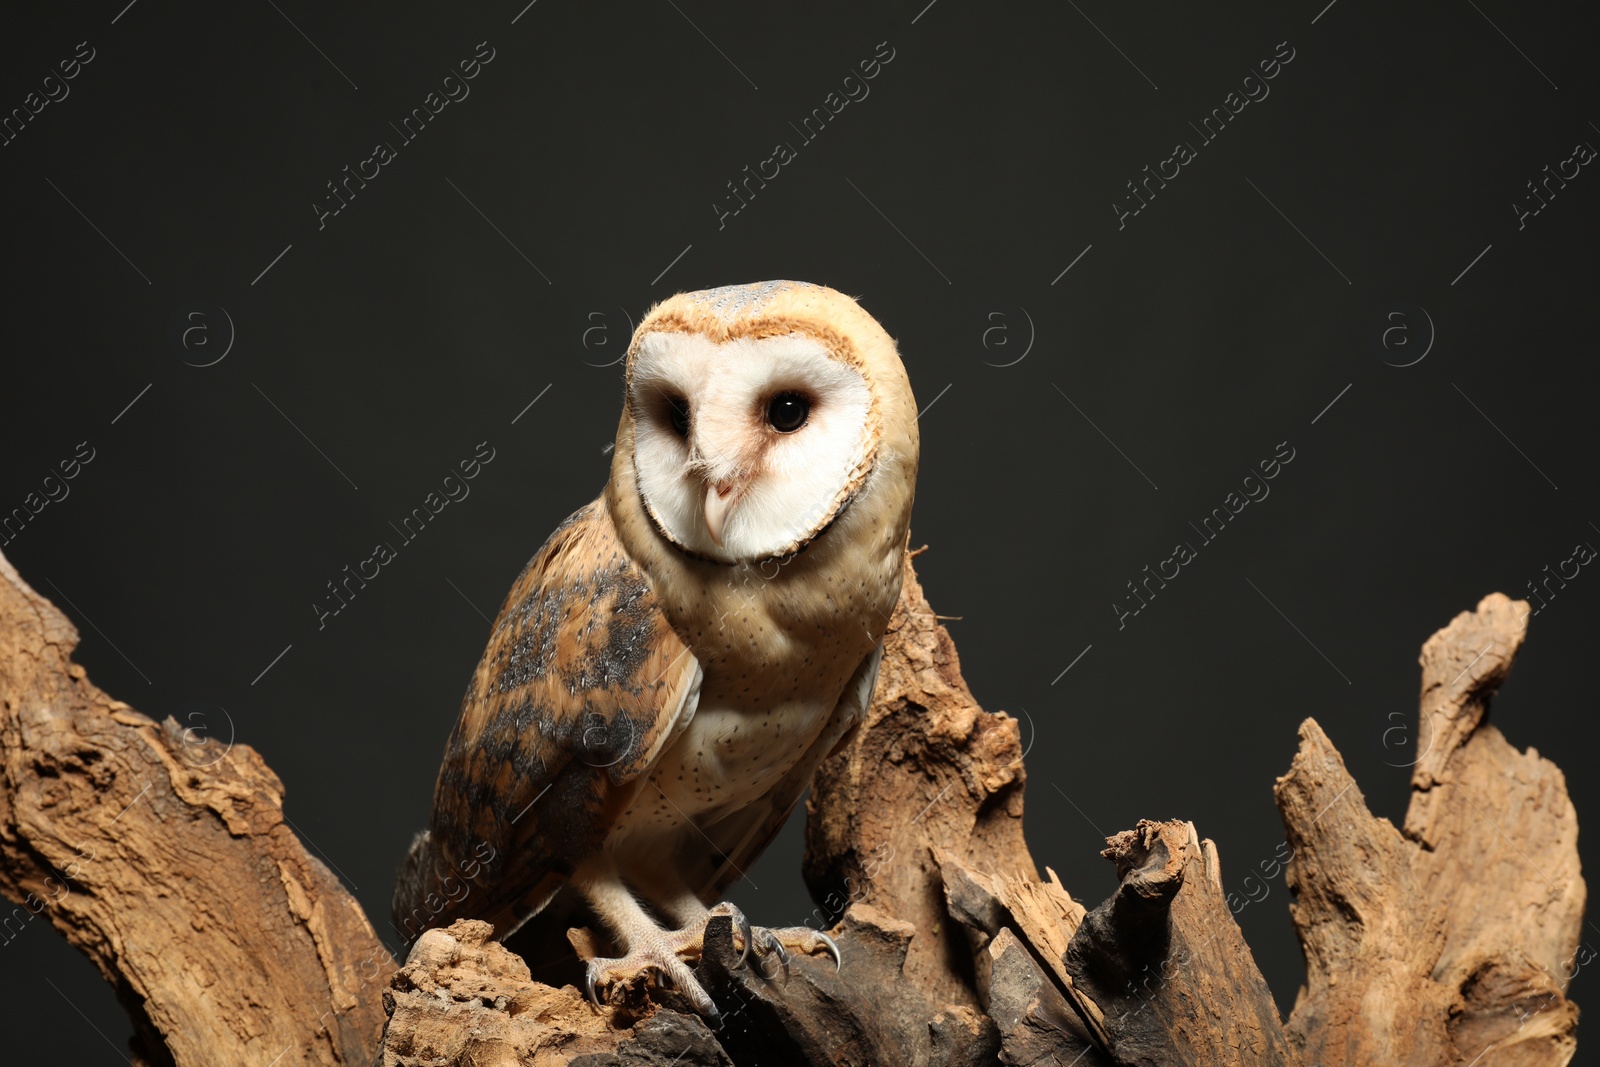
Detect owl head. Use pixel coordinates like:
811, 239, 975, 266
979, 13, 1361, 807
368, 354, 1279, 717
611, 281, 918, 565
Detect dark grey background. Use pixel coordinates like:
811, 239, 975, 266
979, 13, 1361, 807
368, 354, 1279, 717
2, 0, 1596, 1060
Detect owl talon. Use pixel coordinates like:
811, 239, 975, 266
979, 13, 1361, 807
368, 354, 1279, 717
817, 931, 842, 972
753, 929, 789, 979
729, 905, 754, 970
760, 930, 788, 961
725, 922, 845, 978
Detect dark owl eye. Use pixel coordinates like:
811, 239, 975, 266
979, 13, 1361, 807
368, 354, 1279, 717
767, 392, 810, 433
666, 396, 690, 437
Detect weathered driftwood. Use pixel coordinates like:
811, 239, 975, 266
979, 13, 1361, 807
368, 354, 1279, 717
1064, 820, 1300, 1066
379, 918, 723, 1066
803, 549, 1040, 1013
1276, 593, 1583, 1067
0, 551, 392, 1066
0, 538, 1583, 1067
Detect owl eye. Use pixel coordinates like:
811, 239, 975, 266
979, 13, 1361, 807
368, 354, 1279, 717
665, 396, 690, 437
766, 392, 810, 433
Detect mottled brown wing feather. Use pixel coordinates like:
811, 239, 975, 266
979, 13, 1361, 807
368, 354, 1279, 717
393, 498, 700, 941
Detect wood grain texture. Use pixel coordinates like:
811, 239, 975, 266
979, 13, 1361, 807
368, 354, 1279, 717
379, 919, 729, 1067
1, 537, 1583, 1067
804, 547, 1038, 1012
1277, 593, 1583, 1067
1064, 820, 1301, 1067
0, 550, 392, 1066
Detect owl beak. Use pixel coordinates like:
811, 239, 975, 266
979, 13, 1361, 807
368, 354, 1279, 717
703, 483, 739, 546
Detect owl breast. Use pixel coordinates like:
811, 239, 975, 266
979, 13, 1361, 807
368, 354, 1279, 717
604, 633, 862, 857
604, 515, 903, 870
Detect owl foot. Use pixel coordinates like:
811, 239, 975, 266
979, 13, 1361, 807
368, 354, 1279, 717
662, 904, 840, 976
580, 907, 842, 1018
580, 903, 749, 1017
661, 901, 754, 964
584, 942, 719, 1017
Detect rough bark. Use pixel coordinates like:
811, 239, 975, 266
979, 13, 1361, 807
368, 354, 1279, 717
694, 905, 998, 1067
0, 538, 1584, 1067
1064, 820, 1300, 1066
803, 547, 1038, 1012
938, 851, 1109, 1065
0, 552, 392, 1065
1276, 593, 1584, 1067
379, 918, 727, 1066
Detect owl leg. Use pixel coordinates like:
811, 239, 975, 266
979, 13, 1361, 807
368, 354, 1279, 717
569, 856, 720, 1016
625, 873, 751, 967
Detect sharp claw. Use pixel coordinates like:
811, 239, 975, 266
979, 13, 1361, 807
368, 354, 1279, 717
818, 931, 842, 973
730, 905, 754, 970
585, 967, 600, 1008
751, 929, 788, 979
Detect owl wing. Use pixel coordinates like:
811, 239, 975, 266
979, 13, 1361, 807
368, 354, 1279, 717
392, 498, 703, 941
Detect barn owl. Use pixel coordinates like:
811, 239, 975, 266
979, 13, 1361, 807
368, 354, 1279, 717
393, 281, 919, 1015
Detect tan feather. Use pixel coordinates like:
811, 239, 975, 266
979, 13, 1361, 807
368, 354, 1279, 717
393, 499, 701, 940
